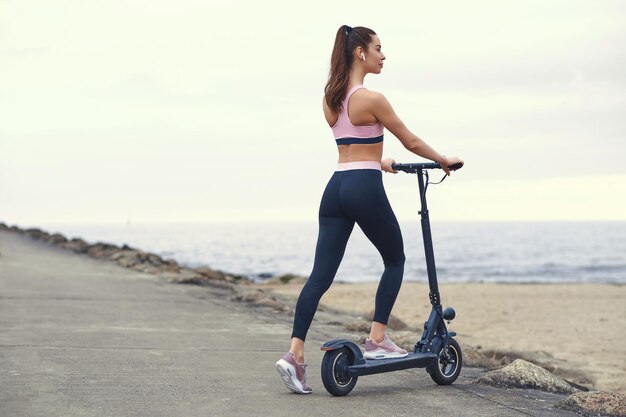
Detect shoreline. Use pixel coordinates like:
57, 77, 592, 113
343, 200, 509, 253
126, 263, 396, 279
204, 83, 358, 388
18, 220, 626, 286
2, 221, 624, 394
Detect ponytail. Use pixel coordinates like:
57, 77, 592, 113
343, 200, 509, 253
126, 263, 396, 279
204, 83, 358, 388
324, 25, 376, 114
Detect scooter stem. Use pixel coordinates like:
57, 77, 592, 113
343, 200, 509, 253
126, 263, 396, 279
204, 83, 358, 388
416, 168, 441, 306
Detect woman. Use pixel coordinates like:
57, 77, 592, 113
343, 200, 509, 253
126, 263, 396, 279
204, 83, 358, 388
276, 25, 463, 394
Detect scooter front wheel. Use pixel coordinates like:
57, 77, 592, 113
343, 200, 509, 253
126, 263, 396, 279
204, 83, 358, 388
321, 347, 358, 396
429, 337, 462, 385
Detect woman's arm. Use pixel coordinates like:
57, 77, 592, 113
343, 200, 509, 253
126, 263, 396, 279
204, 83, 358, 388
371, 92, 461, 174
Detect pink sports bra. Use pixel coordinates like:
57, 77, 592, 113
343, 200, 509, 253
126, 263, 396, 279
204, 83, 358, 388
331, 85, 384, 145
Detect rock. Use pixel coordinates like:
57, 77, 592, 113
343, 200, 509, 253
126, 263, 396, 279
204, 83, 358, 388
462, 345, 503, 369
116, 254, 141, 268
557, 391, 626, 417
173, 276, 206, 285
201, 279, 234, 290
168, 269, 206, 285
146, 254, 163, 266
194, 267, 227, 281
364, 309, 408, 330
111, 250, 154, 269
179, 267, 201, 277
222, 273, 251, 283
346, 321, 371, 333
110, 250, 144, 268
225, 272, 251, 283
131, 263, 161, 274
61, 238, 89, 254
44, 233, 68, 245
254, 297, 287, 311
24, 228, 45, 239
476, 359, 579, 394
87, 243, 120, 259
158, 260, 180, 273
264, 274, 308, 285
232, 289, 266, 302
477, 349, 593, 388
110, 250, 138, 260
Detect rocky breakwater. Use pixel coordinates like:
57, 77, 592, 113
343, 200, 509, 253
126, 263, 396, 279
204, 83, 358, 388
0, 222, 245, 287
0, 222, 294, 314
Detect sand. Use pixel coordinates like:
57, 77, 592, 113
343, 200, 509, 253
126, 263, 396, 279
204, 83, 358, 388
264, 281, 626, 392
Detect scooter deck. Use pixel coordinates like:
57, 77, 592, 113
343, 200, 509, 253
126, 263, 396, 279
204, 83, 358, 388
348, 352, 438, 377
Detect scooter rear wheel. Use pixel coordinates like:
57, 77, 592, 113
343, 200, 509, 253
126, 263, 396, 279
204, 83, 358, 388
321, 347, 358, 396
429, 337, 462, 385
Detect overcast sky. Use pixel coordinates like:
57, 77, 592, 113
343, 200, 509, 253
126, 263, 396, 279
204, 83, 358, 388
1, 0, 625, 226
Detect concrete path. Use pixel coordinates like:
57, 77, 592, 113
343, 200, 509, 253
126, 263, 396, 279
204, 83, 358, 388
0, 230, 579, 416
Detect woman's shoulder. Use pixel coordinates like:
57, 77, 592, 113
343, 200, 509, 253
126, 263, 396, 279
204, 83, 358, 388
352, 86, 384, 99
352, 87, 389, 108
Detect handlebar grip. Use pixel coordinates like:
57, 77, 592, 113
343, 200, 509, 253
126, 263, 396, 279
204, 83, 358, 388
448, 162, 464, 171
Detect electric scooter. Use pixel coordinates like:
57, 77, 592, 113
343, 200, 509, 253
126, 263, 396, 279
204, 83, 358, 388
320, 161, 464, 396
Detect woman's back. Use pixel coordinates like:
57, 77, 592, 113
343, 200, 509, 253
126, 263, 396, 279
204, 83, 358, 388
323, 85, 384, 163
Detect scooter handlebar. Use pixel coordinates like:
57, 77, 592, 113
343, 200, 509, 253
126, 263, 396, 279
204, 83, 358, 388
391, 161, 464, 173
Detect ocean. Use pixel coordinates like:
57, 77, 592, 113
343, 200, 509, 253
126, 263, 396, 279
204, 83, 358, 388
39, 221, 626, 284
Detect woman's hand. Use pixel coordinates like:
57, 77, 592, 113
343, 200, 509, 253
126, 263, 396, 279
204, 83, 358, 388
381, 158, 398, 173
442, 156, 464, 175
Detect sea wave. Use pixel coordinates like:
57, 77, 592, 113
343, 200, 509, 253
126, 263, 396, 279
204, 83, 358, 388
36, 221, 626, 285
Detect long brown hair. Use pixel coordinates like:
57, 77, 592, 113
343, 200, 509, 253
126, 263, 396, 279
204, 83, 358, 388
324, 25, 377, 114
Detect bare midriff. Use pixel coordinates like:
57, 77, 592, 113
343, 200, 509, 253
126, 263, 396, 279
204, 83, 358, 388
337, 142, 383, 163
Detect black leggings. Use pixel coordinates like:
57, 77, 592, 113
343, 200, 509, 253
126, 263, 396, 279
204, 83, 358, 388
291, 169, 405, 341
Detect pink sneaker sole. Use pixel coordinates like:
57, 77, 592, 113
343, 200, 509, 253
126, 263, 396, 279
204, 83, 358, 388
275, 359, 312, 394
364, 348, 409, 360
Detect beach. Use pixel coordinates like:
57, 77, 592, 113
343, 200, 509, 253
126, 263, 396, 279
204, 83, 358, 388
264, 281, 626, 392
8, 227, 617, 416
3, 222, 624, 394
3, 224, 626, 416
